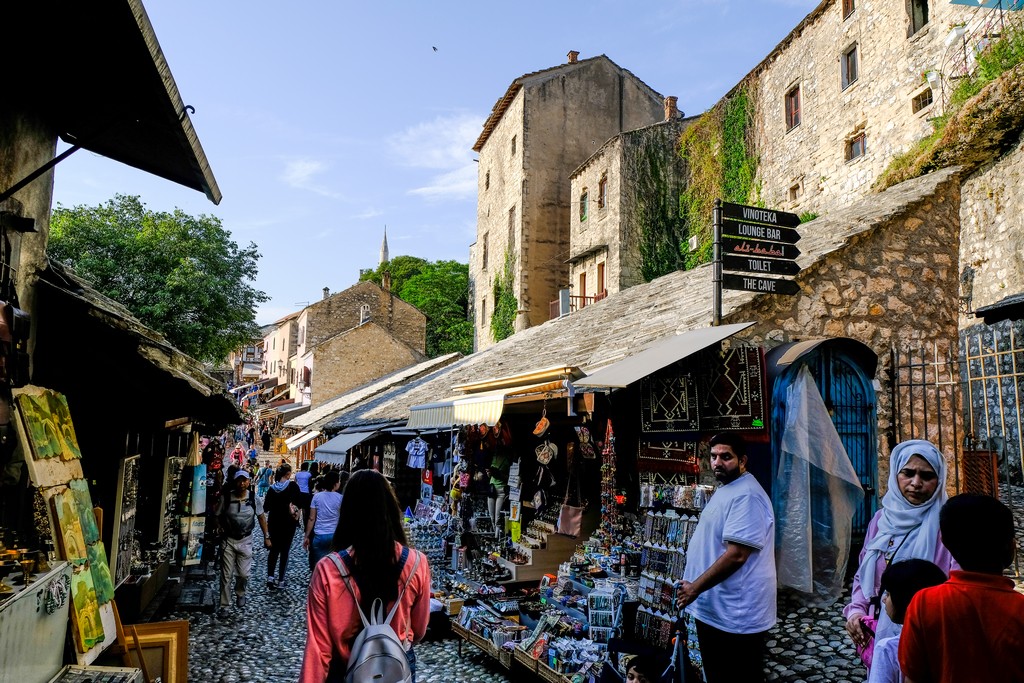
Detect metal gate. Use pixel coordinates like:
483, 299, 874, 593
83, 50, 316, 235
773, 347, 878, 534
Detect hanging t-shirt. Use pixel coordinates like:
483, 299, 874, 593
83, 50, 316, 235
406, 438, 427, 469
683, 471, 776, 634
310, 491, 343, 536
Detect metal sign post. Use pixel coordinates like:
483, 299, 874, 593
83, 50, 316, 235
713, 199, 723, 326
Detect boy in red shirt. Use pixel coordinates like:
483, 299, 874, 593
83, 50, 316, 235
898, 494, 1024, 683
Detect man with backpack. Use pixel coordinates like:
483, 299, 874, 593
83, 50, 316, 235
216, 469, 269, 617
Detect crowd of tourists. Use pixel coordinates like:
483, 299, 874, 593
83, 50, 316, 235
208, 423, 1022, 683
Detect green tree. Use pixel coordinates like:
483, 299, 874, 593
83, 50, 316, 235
48, 194, 268, 364
358, 255, 429, 294
361, 256, 472, 357
399, 261, 473, 356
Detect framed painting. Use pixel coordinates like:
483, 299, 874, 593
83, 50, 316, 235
53, 491, 87, 562
69, 562, 105, 652
122, 620, 189, 683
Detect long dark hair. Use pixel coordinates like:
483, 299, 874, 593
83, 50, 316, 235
332, 470, 409, 610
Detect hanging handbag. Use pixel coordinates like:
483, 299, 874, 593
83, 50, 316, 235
535, 440, 557, 465
557, 448, 586, 537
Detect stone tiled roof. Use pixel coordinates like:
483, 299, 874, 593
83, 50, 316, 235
284, 353, 461, 432
324, 167, 960, 432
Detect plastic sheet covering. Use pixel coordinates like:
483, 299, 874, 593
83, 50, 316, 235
774, 366, 864, 606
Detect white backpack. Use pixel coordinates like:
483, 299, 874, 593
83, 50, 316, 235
327, 548, 421, 683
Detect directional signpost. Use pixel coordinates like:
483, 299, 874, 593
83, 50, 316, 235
712, 200, 803, 325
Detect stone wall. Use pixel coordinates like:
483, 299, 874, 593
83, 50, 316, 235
729, 171, 963, 494
310, 323, 423, 406
469, 55, 665, 350
569, 120, 689, 297
304, 281, 425, 356
750, 0, 974, 215
959, 132, 1024, 317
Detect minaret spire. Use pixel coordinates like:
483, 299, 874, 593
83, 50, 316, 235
379, 225, 390, 266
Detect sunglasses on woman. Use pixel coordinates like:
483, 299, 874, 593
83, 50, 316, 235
898, 468, 938, 482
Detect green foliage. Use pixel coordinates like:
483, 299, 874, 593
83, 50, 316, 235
48, 194, 268, 364
877, 23, 1024, 190
398, 260, 473, 357
633, 132, 687, 282
361, 256, 472, 357
799, 212, 819, 223
678, 85, 759, 270
359, 255, 429, 293
490, 251, 517, 342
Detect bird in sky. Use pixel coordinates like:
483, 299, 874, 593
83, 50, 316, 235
432, 46, 438, 52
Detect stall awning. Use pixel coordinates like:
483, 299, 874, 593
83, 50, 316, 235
256, 377, 280, 388
407, 380, 565, 430
574, 322, 755, 389
315, 431, 377, 465
285, 430, 320, 451
229, 383, 255, 394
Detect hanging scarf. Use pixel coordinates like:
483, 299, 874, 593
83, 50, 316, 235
860, 439, 948, 599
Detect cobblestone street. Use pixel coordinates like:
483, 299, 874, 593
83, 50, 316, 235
167, 532, 870, 683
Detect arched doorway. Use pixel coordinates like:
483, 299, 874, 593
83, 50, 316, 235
767, 339, 878, 535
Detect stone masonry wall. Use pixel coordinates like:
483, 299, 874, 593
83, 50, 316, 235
752, 0, 974, 215
305, 281, 425, 355
569, 138, 622, 299
469, 56, 664, 351
959, 132, 1024, 318
310, 323, 423, 406
730, 172, 962, 494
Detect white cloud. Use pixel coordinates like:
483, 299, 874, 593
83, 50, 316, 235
409, 164, 478, 201
280, 158, 340, 198
353, 207, 383, 220
390, 114, 483, 169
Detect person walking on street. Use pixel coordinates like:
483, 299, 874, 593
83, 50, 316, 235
675, 432, 776, 683
255, 461, 274, 498
261, 426, 272, 452
265, 464, 301, 589
215, 470, 269, 617
246, 424, 257, 450
303, 470, 346, 570
898, 494, 1024, 683
299, 470, 431, 683
844, 440, 956, 670
295, 461, 314, 527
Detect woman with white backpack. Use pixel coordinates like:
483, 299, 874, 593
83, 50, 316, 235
299, 469, 431, 683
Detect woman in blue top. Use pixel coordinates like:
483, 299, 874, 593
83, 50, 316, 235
303, 470, 347, 570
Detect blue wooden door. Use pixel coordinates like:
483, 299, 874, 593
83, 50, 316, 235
772, 347, 877, 534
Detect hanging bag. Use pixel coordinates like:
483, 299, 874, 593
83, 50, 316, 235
326, 547, 421, 683
557, 446, 586, 537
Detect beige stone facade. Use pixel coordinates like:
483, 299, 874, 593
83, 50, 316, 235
749, 0, 974, 214
470, 53, 666, 350
262, 314, 298, 390
310, 323, 425, 405
568, 117, 690, 300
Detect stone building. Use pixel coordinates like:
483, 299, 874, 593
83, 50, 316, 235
293, 280, 427, 407
470, 51, 666, 350
567, 98, 690, 303
746, 0, 975, 214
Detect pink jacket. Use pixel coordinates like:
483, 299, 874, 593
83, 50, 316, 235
843, 510, 958, 622
299, 543, 430, 683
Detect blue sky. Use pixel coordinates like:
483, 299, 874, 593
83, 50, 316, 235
52, 0, 818, 325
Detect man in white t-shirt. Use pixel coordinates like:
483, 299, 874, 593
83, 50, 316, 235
676, 432, 776, 683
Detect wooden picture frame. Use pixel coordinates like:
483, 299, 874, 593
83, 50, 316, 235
122, 620, 189, 683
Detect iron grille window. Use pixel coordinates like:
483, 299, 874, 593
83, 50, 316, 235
912, 88, 934, 113
598, 175, 608, 208
580, 190, 589, 222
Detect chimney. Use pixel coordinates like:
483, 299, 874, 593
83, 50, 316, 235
382, 271, 392, 292
664, 96, 679, 121
322, 287, 330, 300
567, 50, 579, 64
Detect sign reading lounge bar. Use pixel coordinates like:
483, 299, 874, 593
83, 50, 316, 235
720, 202, 802, 297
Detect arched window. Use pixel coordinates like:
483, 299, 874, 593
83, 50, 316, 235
359, 303, 371, 325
